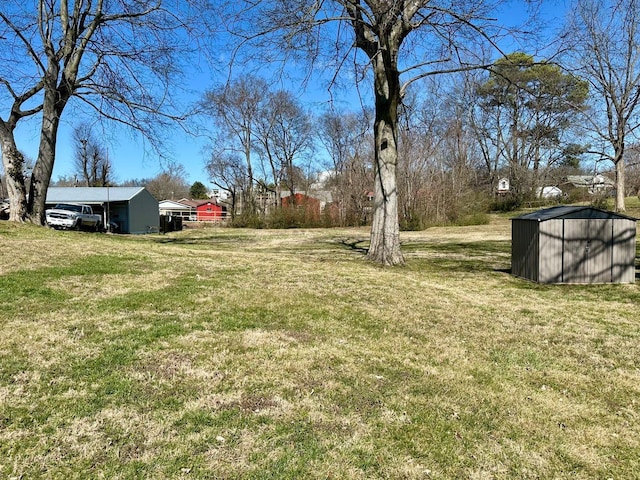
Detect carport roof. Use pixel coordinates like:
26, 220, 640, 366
46, 187, 149, 204
513, 205, 637, 222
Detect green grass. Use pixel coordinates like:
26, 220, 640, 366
0, 217, 639, 479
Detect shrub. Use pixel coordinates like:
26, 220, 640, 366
231, 213, 265, 229
489, 195, 523, 212
453, 211, 491, 226
400, 211, 426, 231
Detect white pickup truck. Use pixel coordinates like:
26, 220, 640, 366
46, 203, 103, 231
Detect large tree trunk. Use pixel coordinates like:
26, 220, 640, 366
367, 52, 405, 266
612, 137, 626, 212
244, 133, 257, 215
615, 157, 626, 212
27, 88, 65, 225
0, 132, 28, 222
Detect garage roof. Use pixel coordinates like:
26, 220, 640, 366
46, 187, 150, 204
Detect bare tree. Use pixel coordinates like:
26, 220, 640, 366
397, 86, 442, 222
206, 153, 248, 218
223, 0, 520, 265
255, 89, 314, 208
624, 144, 640, 196
473, 53, 588, 200
145, 161, 191, 201
50, 175, 78, 187
0, 0, 214, 224
467, 69, 508, 193
395, 81, 484, 228
203, 76, 271, 215
567, 0, 640, 211
72, 123, 113, 186
318, 109, 372, 226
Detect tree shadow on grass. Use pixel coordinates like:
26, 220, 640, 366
496, 267, 512, 275
335, 238, 369, 255
150, 234, 257, 247
404, 240, 512, 274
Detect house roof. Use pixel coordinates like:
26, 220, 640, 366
535, 186, 563, 198
513, 205, 637, 222
281, 190, 333, 204
566, 175, 615, 188
174, 198, 220, 208
195, 200, 221, 207
159, 199, 194, 209
46, 187, 152, 203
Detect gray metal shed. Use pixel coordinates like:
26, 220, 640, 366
512, 206, 637, 284
46, 187, 159, 234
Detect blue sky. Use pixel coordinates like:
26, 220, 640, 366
13, 69, 224, 186
13, 56, 355, 187
9, 0, 570, 188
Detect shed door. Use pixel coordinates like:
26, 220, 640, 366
563, 219, 613, 283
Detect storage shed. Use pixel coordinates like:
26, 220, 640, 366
512, 206, 637, 284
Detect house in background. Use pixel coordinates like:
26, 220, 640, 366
565, 174, 615, 195
282, 192, 321, 218
196, 200, 226, 221
281, 191, 333, 208
207, 188, 229, 203
536, 185, 563, 199
158, 198, 226, 222
281, 190, 333, 220
497, 177, 510, 195
159, 199, 196, 220
46, 186, 159, 234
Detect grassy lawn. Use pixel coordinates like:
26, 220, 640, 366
0, 215, 638, 479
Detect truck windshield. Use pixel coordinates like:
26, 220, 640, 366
54, 204, 83, 212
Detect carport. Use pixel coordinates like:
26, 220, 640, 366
46, 187, 159, 234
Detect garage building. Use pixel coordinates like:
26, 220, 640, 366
46, 187, 159, 234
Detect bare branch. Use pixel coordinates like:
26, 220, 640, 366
0, 12, 47, 74
400, 63, 492, 97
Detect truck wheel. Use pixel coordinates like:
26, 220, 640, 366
75, 220, 82, 231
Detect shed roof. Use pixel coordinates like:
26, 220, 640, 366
513, 205, 637, 222
46, 187, 151, 203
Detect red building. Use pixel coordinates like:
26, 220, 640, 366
196, 201, 225, 221
281, 193, 321, 218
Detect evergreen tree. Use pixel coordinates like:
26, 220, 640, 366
190, 181, 209, 199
